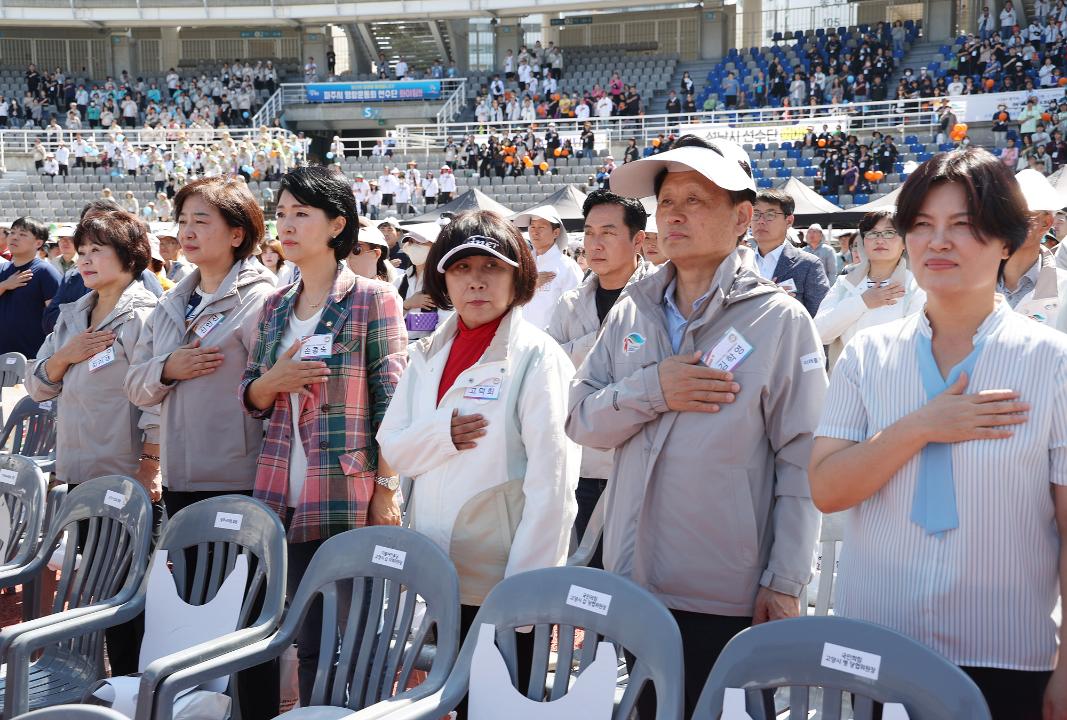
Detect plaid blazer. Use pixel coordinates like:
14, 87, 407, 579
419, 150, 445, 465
240, 264, 408, 543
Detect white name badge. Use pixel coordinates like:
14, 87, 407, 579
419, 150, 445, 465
104, 489, 127, 509
702, 327, 754, 372
87, 346, 116, 373
778, 278, 798, 293
463, 378, 501, 401
193, 312, 225, 339
820, 642, 882, 680
0, 468, 17, 485
300, 334, 333, 360
1016, 297, 1058, 325
566, 584, 612, 616
372, 545, 407, 570
214, 512, 243, 531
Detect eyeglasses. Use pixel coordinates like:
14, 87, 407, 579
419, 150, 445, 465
751, 211, 785, 222
864, 230, 900, 240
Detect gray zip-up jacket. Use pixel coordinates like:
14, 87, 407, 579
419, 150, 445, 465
566, 250, 827, 616
126, 258, 276, 492
547, 258, 657, 479
27, 281, 159, 485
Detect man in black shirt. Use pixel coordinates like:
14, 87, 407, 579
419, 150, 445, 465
546, 189, 651, 568
666, 90, 682, 115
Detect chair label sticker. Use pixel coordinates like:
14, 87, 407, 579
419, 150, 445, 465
566, 584, 612, 615
104, 489, 127, 509
39, 400, 52, 411
820, 642, 881, 680
0, 468, 16, 485
5, 357, 16, 364
214, 512, 243, 531
372, 544, 407, 570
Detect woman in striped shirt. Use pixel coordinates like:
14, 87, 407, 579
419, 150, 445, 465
810, 147, 1067, 719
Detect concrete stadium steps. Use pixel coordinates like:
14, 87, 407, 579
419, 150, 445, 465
650, 58, 720, 114
887, 42, 949, 95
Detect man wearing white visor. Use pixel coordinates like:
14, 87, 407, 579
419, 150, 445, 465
1001, 169, 1067, 332
512, 205, 583, 329
567, 135, 827, 715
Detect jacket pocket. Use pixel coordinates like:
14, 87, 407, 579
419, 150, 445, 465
338, 447, 372, 476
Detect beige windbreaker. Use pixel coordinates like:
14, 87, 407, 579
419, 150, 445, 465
26, 280, 159, 485
567, 249, 827, 616
125, 258, 276, 492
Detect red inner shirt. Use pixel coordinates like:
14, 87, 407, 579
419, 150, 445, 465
437, 314, 505, 405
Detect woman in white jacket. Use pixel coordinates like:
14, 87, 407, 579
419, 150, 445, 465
815, 209, 926, 367
377, 211, 578, 701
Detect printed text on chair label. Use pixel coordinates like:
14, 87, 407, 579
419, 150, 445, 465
372, 545, 406, 569
566, 585, 612, 615
0, 468, 16, 485
214, 512, 243, 531
820, 642, 881, 680
104, 489, 127, 509
5, 357, 15, 364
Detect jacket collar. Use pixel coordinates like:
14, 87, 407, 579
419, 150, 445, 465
161, 256, 276, 328
64, 278, 157, 332
771, 241, 801, 279
574, 256, 657, 300
266, 263, 358, 364
844, 257, 911, 289
418, 305, 524, 364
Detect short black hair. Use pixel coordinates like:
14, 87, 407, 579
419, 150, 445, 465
80, 199, 122, 220
755, 189, 796, 217
424, 210, 538, 311
278, 165, 359, 261
858, 209, 895, 236
74, 209, 151, 277
651, 134, 756, 205
11, 217, 50, 248
895, 147, 1028, 258
582, 189, 648, 238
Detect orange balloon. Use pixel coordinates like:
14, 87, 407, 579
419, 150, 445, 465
505, 156, 514, 164
652, 138, 661, 147
1043, 112, 1053, 122
561, 149, 569, 157
1060, 77, 1067, 86
817, 138, 827, 147
985, 78, 995, 89
539, 161, 549, 171
998, 111, 1009, 121
523, 156, 533, 167
553, 148, 561, 157
953, 122, 967, 135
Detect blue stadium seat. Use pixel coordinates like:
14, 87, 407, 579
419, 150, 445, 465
895, 163, 905, 174
787, 148, 801, 159
758, 178, 774, 188
769, 158, 785, 169
917, 152, 933, 162
826, 195, 839, 205
853, 193, 870, 204
804, 167, 818, 177
780, 142, 793, 150
753, 143, 767, 154
796, 157, 812, 167
904, 135, 918, 145
776, 168, 792, 178
938, 143, 955, 152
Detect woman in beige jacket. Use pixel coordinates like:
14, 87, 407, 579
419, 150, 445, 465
25, 208, 160, 676
126, 176, 276, 519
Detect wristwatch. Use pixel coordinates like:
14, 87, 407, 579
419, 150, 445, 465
375, 475, 400, 491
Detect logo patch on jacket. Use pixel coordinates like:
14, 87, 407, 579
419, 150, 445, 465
622, 332, 646, 354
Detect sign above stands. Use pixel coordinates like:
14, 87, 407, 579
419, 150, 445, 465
304, 80, 443, 103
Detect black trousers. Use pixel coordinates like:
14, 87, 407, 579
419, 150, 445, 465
961, 666, 1050, 720
283, 531, 326, 707
574, 477, 606, 569
162, 488, 279, 720
634, 609, 751, 719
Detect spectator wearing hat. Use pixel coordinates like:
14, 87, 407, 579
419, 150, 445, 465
999, 169, 1067, 331
804, 223, 840, 286
642, 212, 668, 265
242, 166, 407, 704
0, 216, 62, 358
395, 222, 448, 340
348, 219, 397, 283
422, 170, 439, 207
569, 135, 826, 716
367, 179, 382, 220
548, 190, 654, 568
377, 216, 410, 270
352, 173, 371, 215
154, 223, 194, 284
815, 210, 926, 367
378, 166, 399, 208
50, 224, 78, 276
811, 147, 1067, 720
26, 209, 161, 676
750, 189, 831, 316
145, 233, 175, 293
41, 153, 58, 176
378, 211, 578, 710
513, 205, 583, 329
438, 165, 457, 203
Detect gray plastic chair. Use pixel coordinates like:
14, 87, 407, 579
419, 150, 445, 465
149, 525, 460, 720
0, 352, 27, 429
0, 397, 58, 474
692, 616, 992, 720
0, 475, 153, 718
20, 484, 69, 623
0, 455, 47, 573
14, 706, 129, 720
812, 512, 845, 617
132, 494, 287, 720
566, 491, 605, 568
364, 566, 684, 720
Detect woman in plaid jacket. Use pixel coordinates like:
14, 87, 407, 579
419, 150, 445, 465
240, 166, 408, 704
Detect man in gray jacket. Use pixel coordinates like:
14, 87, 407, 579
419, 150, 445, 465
567, 135, 826, 715
548, 189, 655, 567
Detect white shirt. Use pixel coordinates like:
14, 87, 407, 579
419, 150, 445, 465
395, 60, 408, 78
1001, 7, 1017, 27
524, 244, 584, 330
280, 308, 324, 507
817, 300, 1067, 669
755, 242, 787, 280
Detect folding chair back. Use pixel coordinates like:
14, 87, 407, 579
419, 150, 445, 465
813, 512, 845, 616
692, 616, 991, 720
0, 454, 46, 570
13, 705, 129, 720
0, 352, 27, 428
567, 491, 605, 567
136, 494, 287, 720
389, 566, 684, 720
0, 475, 153, 716
0, 396, 57, 460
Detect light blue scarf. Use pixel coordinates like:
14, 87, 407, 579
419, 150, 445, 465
911, 334, 986, 535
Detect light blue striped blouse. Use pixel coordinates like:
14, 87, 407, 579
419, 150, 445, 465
818, 299, 1067, 670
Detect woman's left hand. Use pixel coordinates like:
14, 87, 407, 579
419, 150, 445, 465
1045, 664, 1067, 719
135, 463, 162, 503
368, 488, 401, 526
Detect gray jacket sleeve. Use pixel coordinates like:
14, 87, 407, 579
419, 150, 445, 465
547, 295, 599, 368
125, 305, 176, 409
566, 318, 668, 451
758, 306, 828, 596
25, 330, 63, 402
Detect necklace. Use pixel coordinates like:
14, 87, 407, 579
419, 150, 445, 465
304, 285, 332, 310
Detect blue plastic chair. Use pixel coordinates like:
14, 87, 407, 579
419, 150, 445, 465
853, 193, 870, 204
